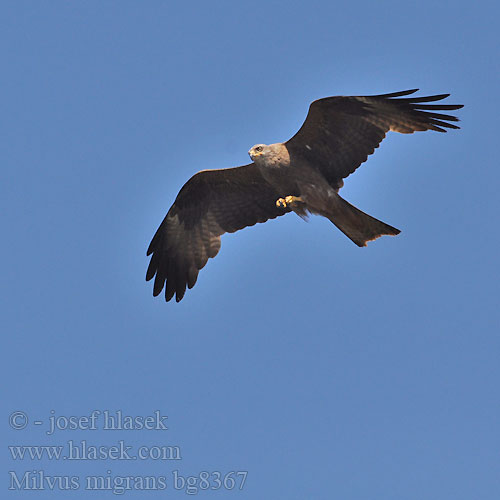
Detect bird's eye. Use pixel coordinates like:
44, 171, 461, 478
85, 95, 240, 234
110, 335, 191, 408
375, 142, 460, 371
256, 146, 263, 152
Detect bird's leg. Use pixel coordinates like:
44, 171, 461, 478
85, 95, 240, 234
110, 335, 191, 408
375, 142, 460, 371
276, 195, 304, 208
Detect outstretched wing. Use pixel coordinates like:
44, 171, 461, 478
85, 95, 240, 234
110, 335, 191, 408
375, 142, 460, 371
146, 164, 290, 302
285, 89, 463, 188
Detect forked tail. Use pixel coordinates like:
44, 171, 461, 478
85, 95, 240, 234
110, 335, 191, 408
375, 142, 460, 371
326, 193, 400, 247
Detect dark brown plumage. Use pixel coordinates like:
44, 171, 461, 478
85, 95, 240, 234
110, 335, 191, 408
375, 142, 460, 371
146, 89, 463, 302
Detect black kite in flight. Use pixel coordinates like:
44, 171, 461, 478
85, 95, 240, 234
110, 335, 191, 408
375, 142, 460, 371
146, 89, 462, 302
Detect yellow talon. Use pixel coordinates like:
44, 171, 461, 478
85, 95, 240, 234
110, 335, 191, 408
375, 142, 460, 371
286, 195, 304, 205
276, 196, 304, 208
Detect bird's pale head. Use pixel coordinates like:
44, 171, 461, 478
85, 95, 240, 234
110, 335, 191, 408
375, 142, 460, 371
249, 142, 290, 167
248, 144, 269, 163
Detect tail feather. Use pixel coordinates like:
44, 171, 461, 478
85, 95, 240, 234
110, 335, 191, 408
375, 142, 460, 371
325, 193, 400, 247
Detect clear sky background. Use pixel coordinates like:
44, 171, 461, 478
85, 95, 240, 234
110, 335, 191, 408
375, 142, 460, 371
2, 1, 499, 499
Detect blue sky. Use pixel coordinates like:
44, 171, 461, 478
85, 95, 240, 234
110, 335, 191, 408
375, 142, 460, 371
2, 1, 499, 499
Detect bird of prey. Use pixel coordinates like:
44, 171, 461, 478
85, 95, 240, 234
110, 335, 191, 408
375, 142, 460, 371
146, 89, 462, 302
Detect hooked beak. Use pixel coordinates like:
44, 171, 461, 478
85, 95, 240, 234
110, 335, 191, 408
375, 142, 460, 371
249, 149, 263, 159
